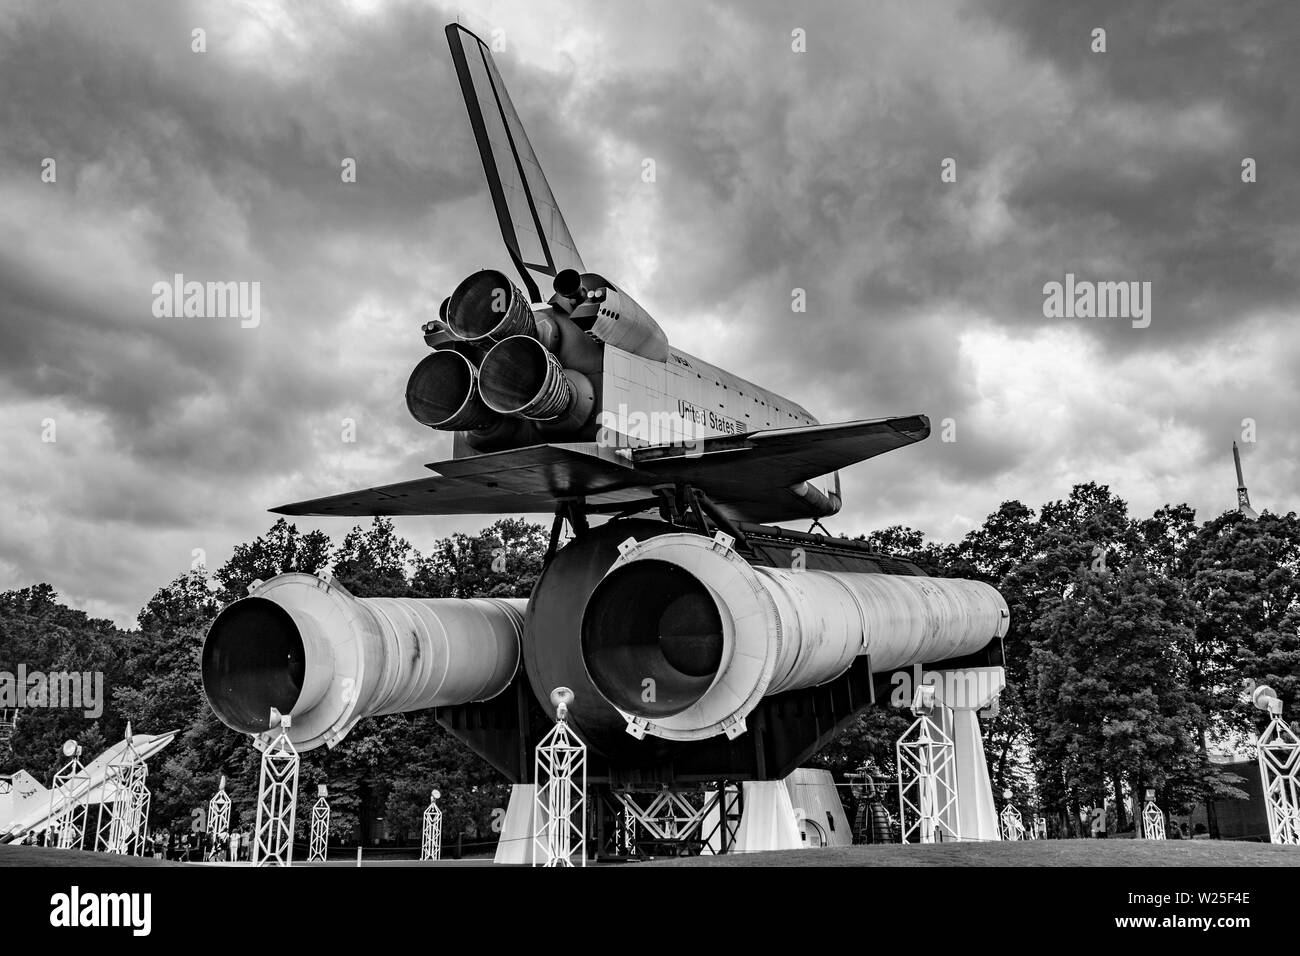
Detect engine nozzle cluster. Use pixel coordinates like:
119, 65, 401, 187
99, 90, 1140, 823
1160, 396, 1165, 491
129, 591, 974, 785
405, 269, 599, 446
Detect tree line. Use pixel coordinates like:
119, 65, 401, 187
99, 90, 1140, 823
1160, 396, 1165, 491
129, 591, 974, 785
1, 484, 1296, 845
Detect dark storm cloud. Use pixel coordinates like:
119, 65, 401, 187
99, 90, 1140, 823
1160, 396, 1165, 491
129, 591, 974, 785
582, 0, 1297, 358
0, 0, 610, 490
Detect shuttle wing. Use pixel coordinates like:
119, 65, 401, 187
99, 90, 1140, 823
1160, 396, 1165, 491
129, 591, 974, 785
446, 23, 584, 301
633, 415, 930, 473
272, 416, 928, 522
273, 445, 652, 517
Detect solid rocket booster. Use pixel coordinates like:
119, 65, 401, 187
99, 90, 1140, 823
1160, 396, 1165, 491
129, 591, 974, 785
580, 533, 1009, 741
201, 573, 524, 751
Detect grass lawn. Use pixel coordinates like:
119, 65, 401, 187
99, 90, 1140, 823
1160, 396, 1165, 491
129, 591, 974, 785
0, 844, 187, 866
4, 838, 1296, 867
643, 839, 1300, 866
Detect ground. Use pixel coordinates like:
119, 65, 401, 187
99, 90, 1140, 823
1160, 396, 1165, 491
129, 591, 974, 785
2, 839, 1296, 866
642, 839, 1300, 867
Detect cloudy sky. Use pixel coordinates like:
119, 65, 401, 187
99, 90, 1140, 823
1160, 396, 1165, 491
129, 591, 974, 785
2, 0, 1296, 627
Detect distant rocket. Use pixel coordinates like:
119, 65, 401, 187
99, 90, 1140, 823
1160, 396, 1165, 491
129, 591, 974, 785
1233, 442, 1258, 520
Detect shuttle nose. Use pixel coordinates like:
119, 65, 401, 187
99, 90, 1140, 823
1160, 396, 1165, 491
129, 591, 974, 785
581, 560, 725, 719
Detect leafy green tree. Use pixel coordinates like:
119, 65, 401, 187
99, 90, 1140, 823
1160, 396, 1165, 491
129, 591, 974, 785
214, 518, 332, 604
412, 517, 547, 599
1031, 559, 1204, 826
112, 570, 221, 822
1189, 511, 1300, 734
331, 518, 414, 597
0, 584, 128, 779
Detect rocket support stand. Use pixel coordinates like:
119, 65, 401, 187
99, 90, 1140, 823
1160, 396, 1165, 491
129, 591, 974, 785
252, 713, 300, 867
1256, 704, 1300, 844
421, 791, 443, 861
207, 776, 231, 859
308, 791, 330, 862
533, 688, 587, 867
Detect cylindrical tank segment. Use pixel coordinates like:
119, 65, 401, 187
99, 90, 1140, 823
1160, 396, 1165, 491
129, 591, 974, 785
581, 533, 1009, 741
446, 269, 535, 343
405, 349, 499, 430
202, 573, 524, 750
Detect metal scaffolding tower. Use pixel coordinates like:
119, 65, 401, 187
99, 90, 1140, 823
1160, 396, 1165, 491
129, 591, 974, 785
999, 789, 1024, 841
421, 789, 443, 861
534, 687, 587, 867
1253, 685, 1300, 844
1140, 788, 1166, 840
308, 784, 330, 862
896, 686, 960, 844
252, 710, 300, 867
207, 775, 232, 860
47, 740, 89, 851
94, 724, 149, 856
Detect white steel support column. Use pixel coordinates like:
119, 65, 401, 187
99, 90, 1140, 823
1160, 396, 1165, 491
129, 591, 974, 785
1252, 685, 1300, 844
308, 784, 330, 862
47, 740, 89, 851
207, 776, 232, 860
896, 686, 959, 844
1138, 786, 1165, 840
252, 710, 300, 867
533, 687, 587, 867
95, 724, 145, 855
999, 789, 1025, 841
421, 789, 443, 861
1141, 800, 1166, 840
128, 768, 152, 856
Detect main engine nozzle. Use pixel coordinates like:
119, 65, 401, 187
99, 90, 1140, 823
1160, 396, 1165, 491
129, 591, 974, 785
581, 533, 1009, 741
445, 269, 535, 344
201, 573, 524, 750
478, 335, 595, 428
405, 349, 500, 430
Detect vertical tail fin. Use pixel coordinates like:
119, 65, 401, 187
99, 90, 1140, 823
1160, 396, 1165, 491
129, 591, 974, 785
446, 23, 585, 301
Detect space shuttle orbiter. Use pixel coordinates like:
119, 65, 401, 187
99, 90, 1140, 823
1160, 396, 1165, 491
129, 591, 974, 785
202, 26, 1007, 829
272, 23, 929, 528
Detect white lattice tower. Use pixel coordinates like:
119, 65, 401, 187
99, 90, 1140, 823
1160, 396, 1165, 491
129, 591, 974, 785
421, 789, 443, 861
612, 795, 635, 854
615, 790, 712, 846
127, 765, 152, 856
999, 803, 1024, 841
207, 775, 232, 856
896, 690, 960, 844
533, 687, 587, 867
47, 741, 89, 850
252, 711, 300, 867
308, 785, 330, 862
94, 725, 144, 855
0, 708, 18, 755
1141, 801, 1166, 840
700, 784, 743, 855
1255, 698, 1300, 844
